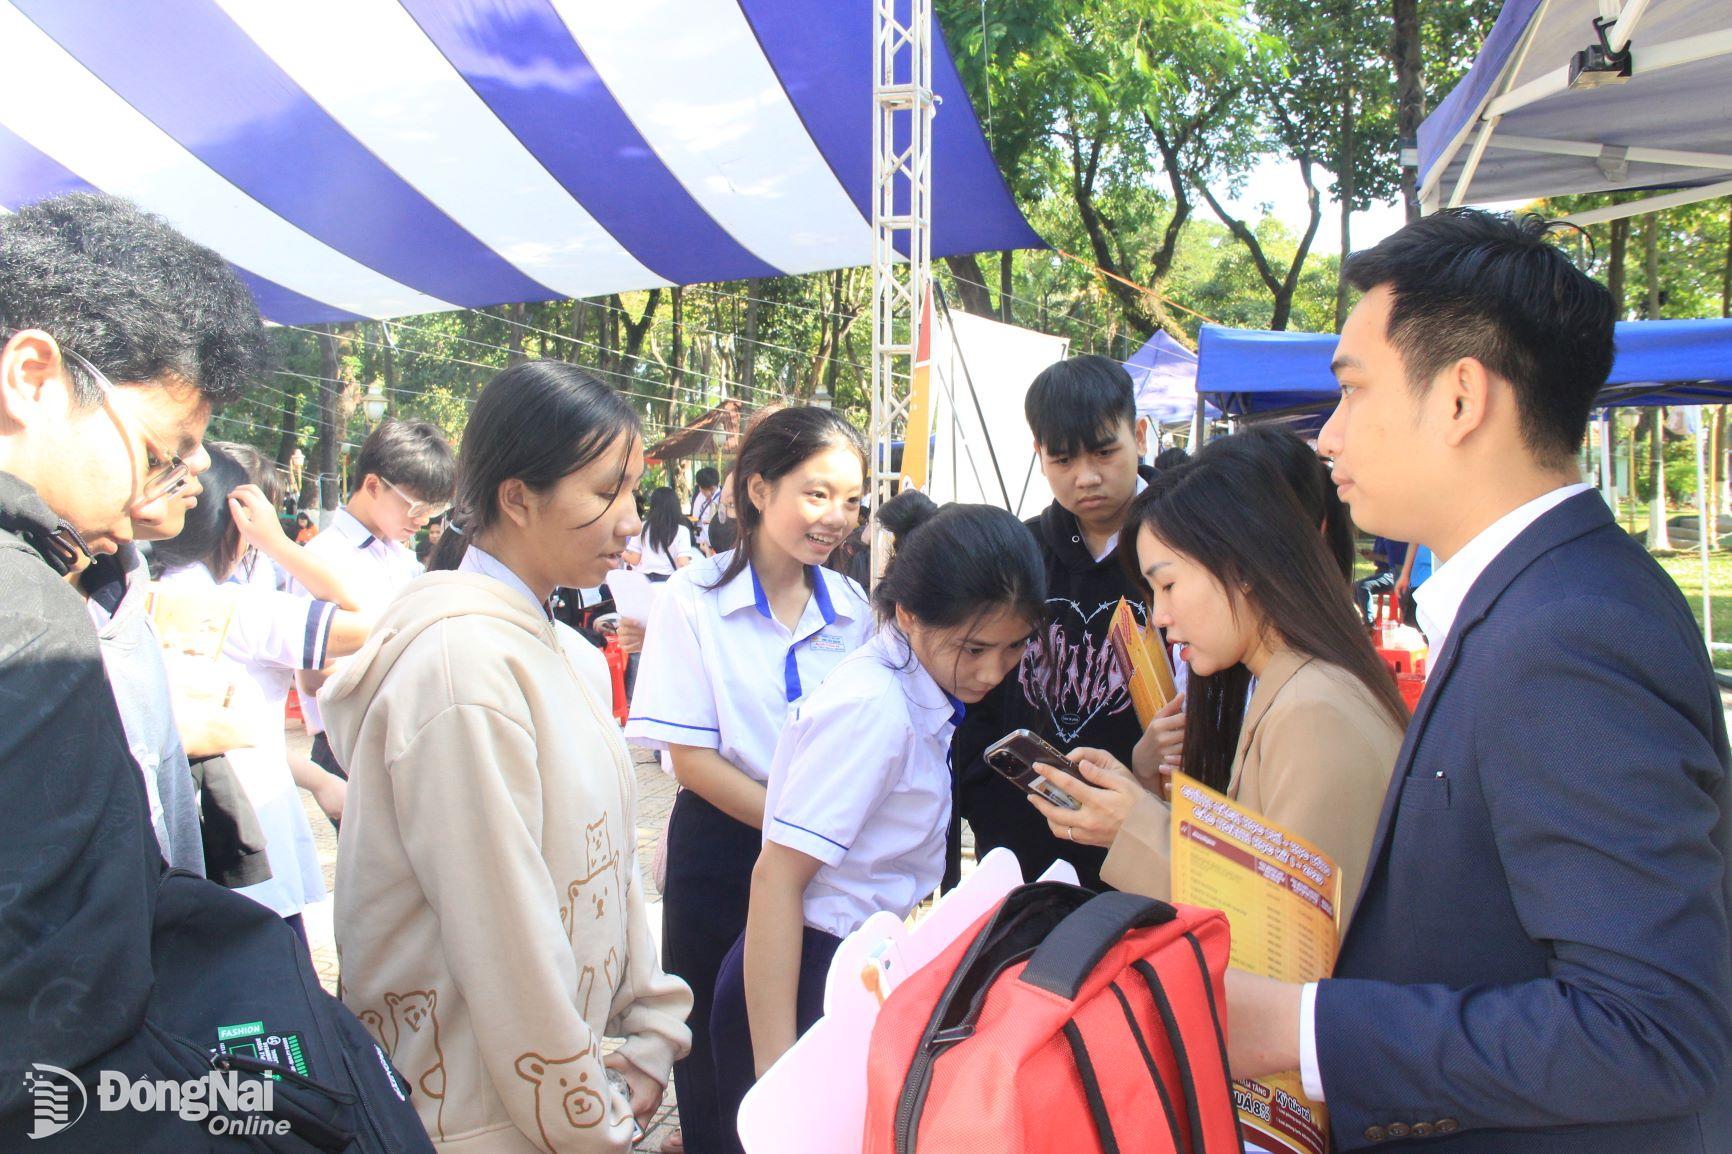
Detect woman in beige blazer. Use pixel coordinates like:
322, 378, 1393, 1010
1028, 438, 1408, 935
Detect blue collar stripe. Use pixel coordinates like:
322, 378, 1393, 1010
810, 565, 837, 625
750, 564, 772, 619
783, 648, 802, 704
944, 691, 967, 727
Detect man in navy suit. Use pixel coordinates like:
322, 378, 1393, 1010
1226, 209, 1732, 1151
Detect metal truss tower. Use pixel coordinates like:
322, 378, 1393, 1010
869, 0, 935, 580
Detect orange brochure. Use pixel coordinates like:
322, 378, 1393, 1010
1105, 597, 1176, 726
1170, 773, 1338, 1154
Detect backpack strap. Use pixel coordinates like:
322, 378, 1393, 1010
1018, 891, 1176, 999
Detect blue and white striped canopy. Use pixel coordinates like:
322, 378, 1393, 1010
0, 0, 1040, 324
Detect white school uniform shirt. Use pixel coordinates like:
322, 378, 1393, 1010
627, 525, 697, 578
690, 488, 721, 533
764, 628, 964, 938
157, 562, 336, 918
625, 550, 873, 783
294, 507, 422, 736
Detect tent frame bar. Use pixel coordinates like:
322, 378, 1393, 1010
869, 0, 935, 580
1491, 133, 1732, 171
1484, 28, 1732, 120
1428, 1, 1732, 212
1560, 176, 1732, 225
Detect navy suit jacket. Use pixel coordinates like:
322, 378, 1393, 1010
1317, 492, 1732, 1152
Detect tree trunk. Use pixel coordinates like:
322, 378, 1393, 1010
1335, 83, 1356, 333
1646, 216, 1671, 550
1607, 216, 1629, 317
275, 383, 299, 469
315, 327, 342, 514
1648, 407, 1671, 549
1067, 128, 1165, 337
740, 291, 761, 396
999, 251, 1014, 324
943, 253, 995, 316
1391, 0, 1424, 222
1195, 154, 1323, 332
1723, 199, 1731, 320
505, 302, 527, 363
1716, 405, 1729, 524
670, 286, 685, 424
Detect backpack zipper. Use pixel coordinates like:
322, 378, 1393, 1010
892, 948, 1037, 1154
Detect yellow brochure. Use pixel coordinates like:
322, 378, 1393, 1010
1169, 773, 1338, 1154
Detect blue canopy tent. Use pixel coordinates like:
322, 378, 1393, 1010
0, 0, 1040, 323
1417, 0, 1732, 226
1196, 319, 1732, 423
1123, 329, 1220, 427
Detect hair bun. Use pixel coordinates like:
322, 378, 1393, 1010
876, 489, 939, 546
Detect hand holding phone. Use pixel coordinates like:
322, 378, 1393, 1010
984, 729, 1083, 810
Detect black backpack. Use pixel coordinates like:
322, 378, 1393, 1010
26, 870, 437, 1152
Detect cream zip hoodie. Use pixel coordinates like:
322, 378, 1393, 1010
321, 571, 691, 1154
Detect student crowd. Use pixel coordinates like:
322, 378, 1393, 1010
1, 192, 1728, 1154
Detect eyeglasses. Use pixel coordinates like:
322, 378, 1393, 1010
380, 476, 450, 522
63, 347, 192, 508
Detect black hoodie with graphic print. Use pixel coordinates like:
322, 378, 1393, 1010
950, 465, 1156, 891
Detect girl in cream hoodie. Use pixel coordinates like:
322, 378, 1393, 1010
321, 362, 691, 1154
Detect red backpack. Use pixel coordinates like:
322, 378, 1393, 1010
864, 884, 1240, 1154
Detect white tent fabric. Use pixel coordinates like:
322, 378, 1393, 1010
0, 0, 1040, 323
925, 309, 1068, 519
1419, 0, 1732, 222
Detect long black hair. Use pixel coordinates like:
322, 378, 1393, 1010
642, 486, 684, 555
708, 406, 866, 589
1207, 426, 1355, 582
1126, 444, 1407, 793
147, 440, 258, 581
872, 490, 1046, 631
430, 360, 639, 572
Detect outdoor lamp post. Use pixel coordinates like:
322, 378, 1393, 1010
363, 380, 388, 425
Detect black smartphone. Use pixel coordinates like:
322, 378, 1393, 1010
984, 729, 1083, 810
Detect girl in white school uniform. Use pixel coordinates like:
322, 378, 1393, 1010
710, 491, 1047, 1143
626, 407, 874, 1154
149, 443, 373, 940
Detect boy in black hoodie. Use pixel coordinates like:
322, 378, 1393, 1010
952, 355, 1169, 890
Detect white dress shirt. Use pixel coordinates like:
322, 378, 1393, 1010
763, 628, 963, 937
157, 562, 336, 918
1300, 480, 1592, 1101
458, 542, 549, 619
294, 507, 422, 734
625, 551, 873, 784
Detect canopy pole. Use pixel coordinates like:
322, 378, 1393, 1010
1699, 409, 1713, 648
869, 0, 935, 583
1599, 412, 1615, 509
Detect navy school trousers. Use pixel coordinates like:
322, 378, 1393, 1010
661, 788, 761, 1153
710, 924, 844, 1154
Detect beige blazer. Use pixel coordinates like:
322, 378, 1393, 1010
1100, 651, 1404, 937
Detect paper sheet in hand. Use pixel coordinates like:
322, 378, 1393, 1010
1170, 773, 1338, 1154
606, 569, 662, 624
